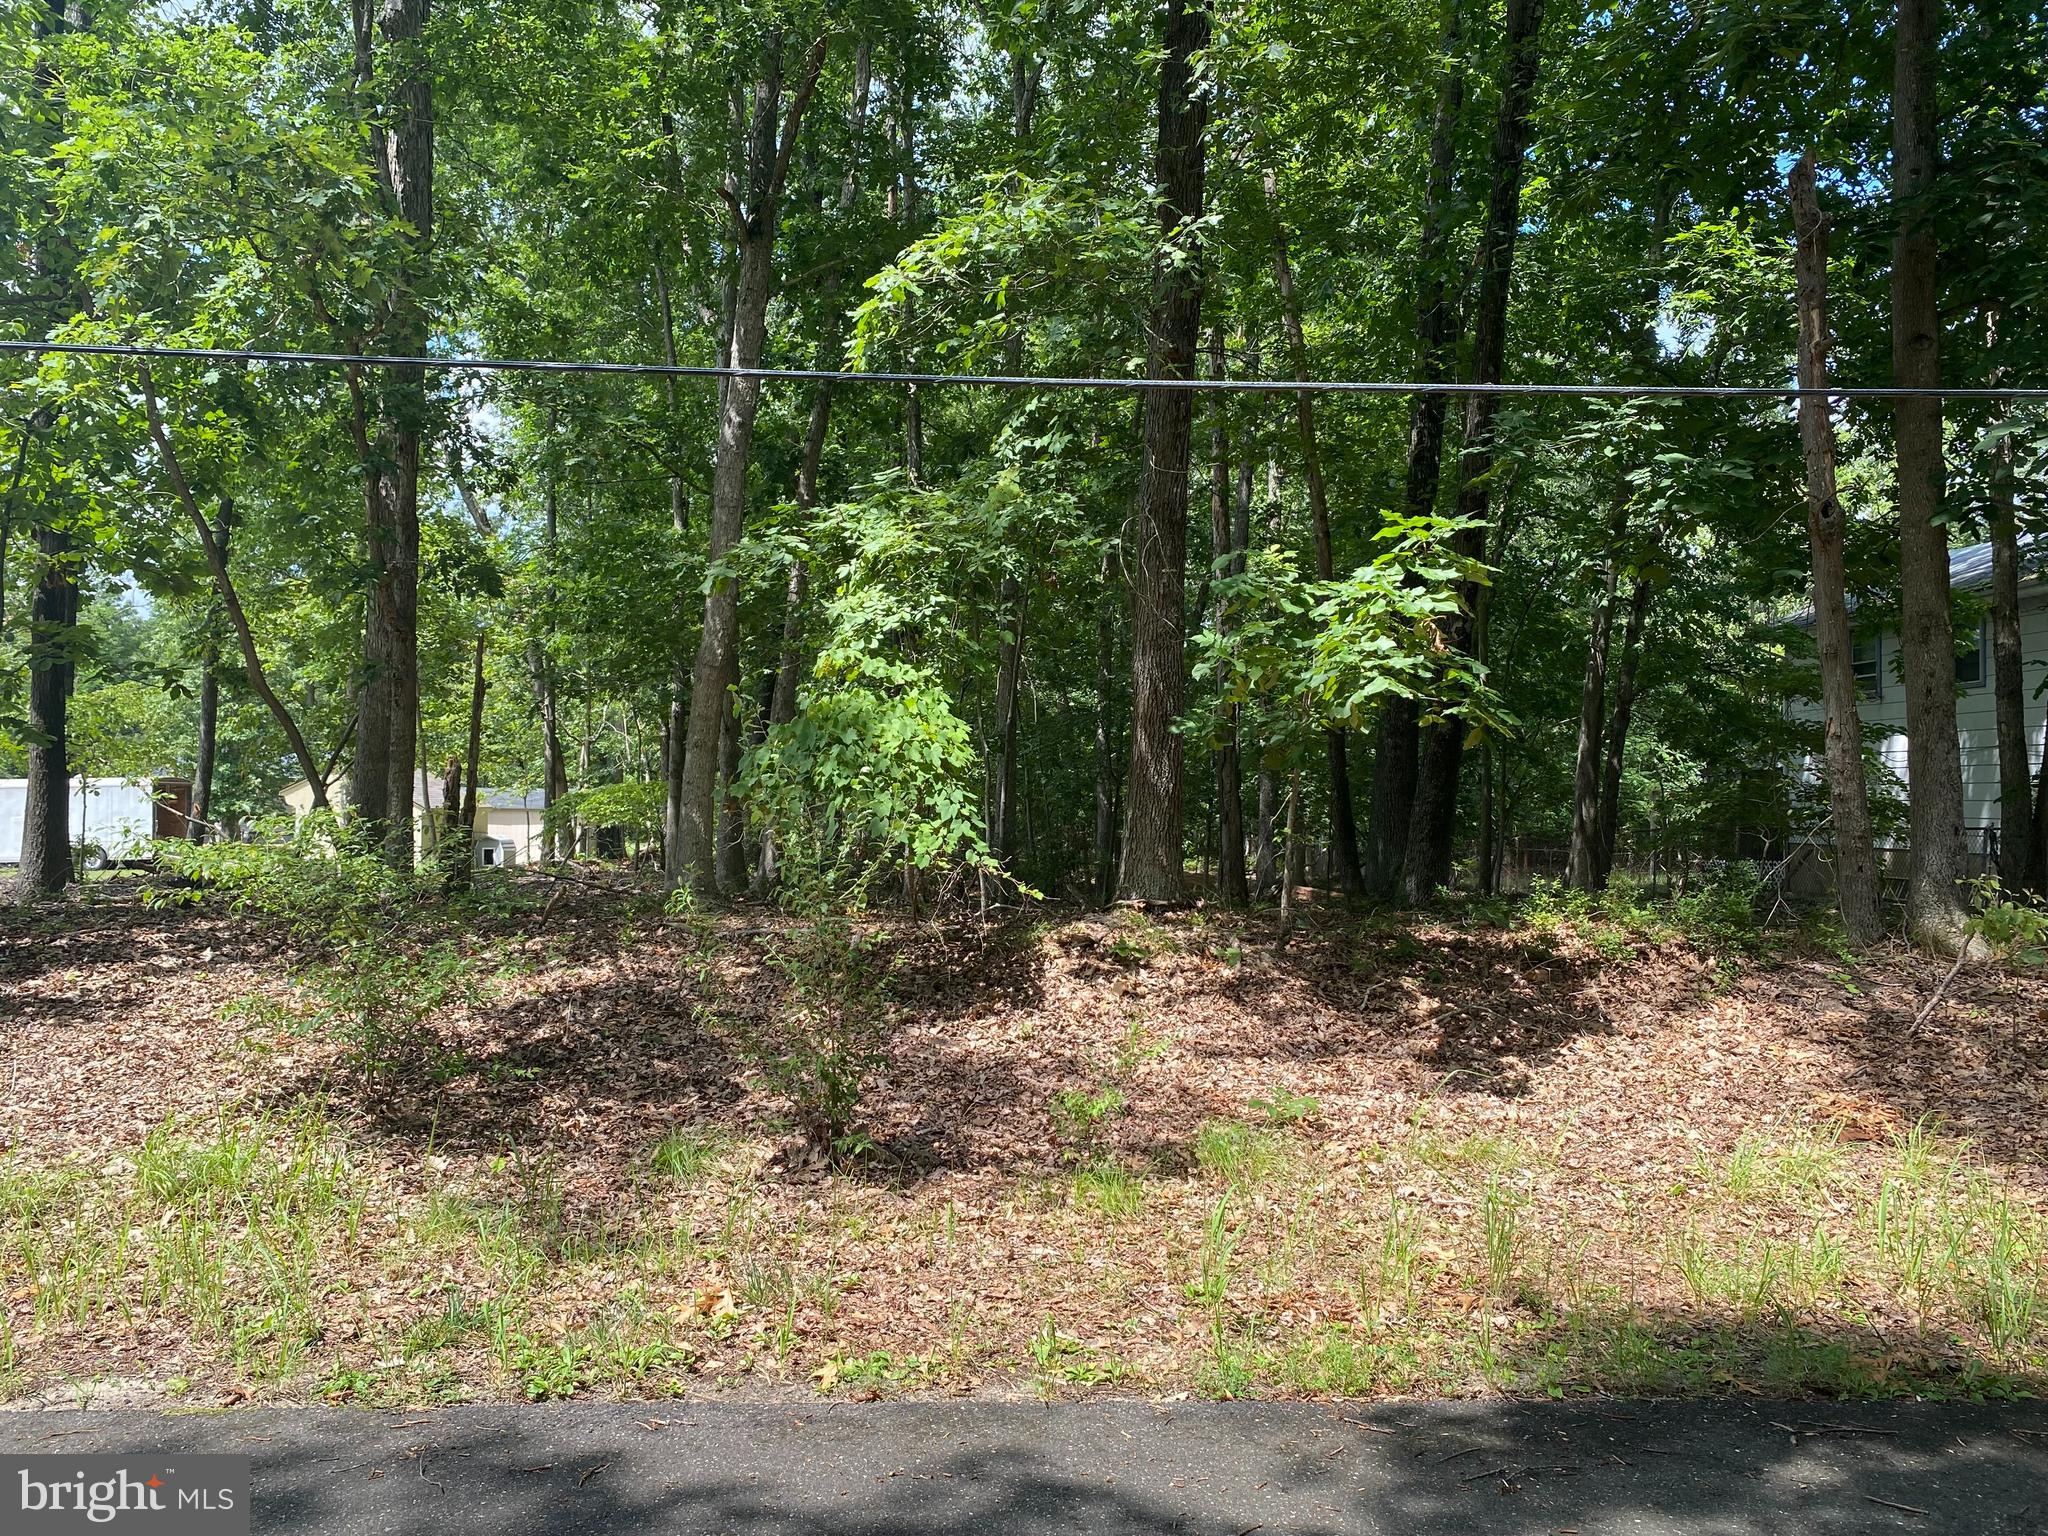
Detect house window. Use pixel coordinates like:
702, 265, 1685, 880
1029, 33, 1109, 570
476, 842, 500, 868
1851, 635, 1882, 700
1956, 619, 1987, 689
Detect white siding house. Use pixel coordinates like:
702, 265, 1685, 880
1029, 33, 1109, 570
1788, 539, 2048, 861
280, 776, 547, 867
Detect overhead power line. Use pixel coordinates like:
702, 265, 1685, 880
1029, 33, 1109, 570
4, 337, 2048, 400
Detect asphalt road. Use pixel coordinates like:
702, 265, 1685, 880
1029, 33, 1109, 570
4, 1400, 2045, 1534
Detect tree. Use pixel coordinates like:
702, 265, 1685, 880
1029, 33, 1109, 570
347, 0, 436, 867
136, 362, 333, 810
1365, 0, 1465, 904
672, 27, 830, 896
1118, 0, 1211, 903
1789, 152, 1883, 944
1891, 0, 1967, 951
13, 0, 89, 904
1404, 0, 1546, 903
1264, 167, 1363, 898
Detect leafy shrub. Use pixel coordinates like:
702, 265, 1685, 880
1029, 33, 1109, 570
741, 918, 894, 1161
1049, 1085, 1126, 1158
155, 813, 476, 1076
1671, 861, 1765, 948
1966, 877, 2048, 966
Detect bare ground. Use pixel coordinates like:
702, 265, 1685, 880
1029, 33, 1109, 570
4, 876, 2046, 1407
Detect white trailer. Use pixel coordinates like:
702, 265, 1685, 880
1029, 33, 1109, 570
0, 777, 187, 866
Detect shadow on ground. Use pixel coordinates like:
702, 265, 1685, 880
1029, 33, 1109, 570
5, 1398, 2045, 1535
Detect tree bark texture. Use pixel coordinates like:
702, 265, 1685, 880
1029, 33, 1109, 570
1366, 0, 1466, 903
1118, 0, 1211, 902
349, 0, 433, 867
1890, 0, 1967, 950
1790, 153, 1885, 943
1207, 327, 1249, 909
1094, 546, 1119, 906
191, 497, 233, 841
13, 0, 87, 902
1594, 576, 1651, 885
1403, 0, 1545, 903
1565, 548, 1620, 891
1984, 307, 2031, 889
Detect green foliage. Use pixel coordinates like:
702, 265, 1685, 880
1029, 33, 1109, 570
649, 1127, 730, 1182
154, 814, 477, 1076
1189, 515, 1501, 756
1247, 1090, 1319, 1127
1193, 1121, 1282, 1189
850, 175, 1157, 371
1048, 1085, 1126, 1158
1670, 863, 1766, 950
739, 471, 1064, 899
738, 919, 894, 1161
544, 781, 663, 850
1966, 878, 2048, 966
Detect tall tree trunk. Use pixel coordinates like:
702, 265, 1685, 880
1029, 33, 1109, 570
1264, 170, 1362, 897
348, 0, 432, 868
1118, 0, 1211, 903
987, 45, 1039, 892
17, 517, 75, 899
1093, 548, 1119, 906
1207, 327, 1249, 909
652, 238, 692, 876
1891, 0, 1967, 951
992, 576, 1027, 865
757, 44, 871, 894
1253, 453, 1283, 900
191, 496, 233, 841
13, 0, 86, 902
716, 691, 747, 893
1594, 576, 1650, 885
898, 67, 923, 482
533, 419, 568, 861
675, 32, 829, 896
1984, 306, 2030, 889
1367, 0, 1466, 903
1477, 739, 1496, 894
1565, 537, 1621, 890
1790, 153, 1885, 944
1403, 0, 1545, 903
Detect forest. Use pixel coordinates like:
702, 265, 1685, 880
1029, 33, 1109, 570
4, 0, 2048, 1412
2, 0, 2041, 942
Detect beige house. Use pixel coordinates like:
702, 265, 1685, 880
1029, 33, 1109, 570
281, 776, 547, 868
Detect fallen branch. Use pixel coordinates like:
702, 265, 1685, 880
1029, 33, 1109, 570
1909, 944, 1972, 1035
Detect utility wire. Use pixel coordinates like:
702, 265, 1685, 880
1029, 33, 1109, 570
3, 337, 2048, 399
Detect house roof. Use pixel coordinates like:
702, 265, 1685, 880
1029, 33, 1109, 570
283, 777, 545, 813
1946, 533, 2047, 593
1790, 533, 2046, 625
479, 789, 546, 812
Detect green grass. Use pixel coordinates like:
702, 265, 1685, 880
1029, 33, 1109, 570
649, 1126, 734, 1182
1070, 1158, 1145, 1219
4, 1093, 2043, 1408
1193, 1120, 1284, 1188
